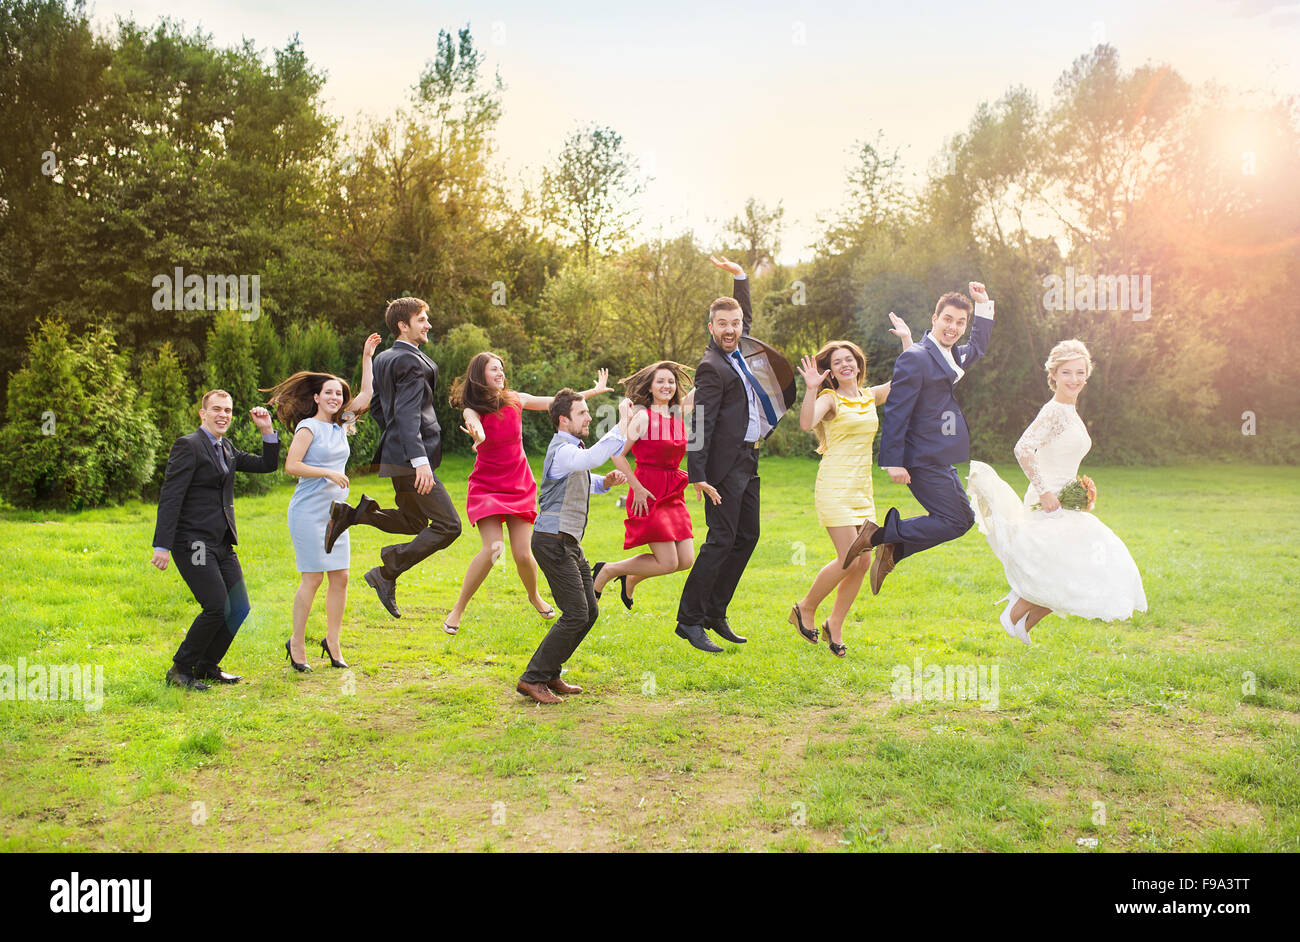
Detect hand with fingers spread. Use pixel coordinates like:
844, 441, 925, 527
709, 254, 744, 277
888, 312, 914, 349
798, 354, 830, 390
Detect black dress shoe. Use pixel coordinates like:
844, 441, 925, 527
194, 666, 242, 684
675, 624, 723, 653
165, 667, 210, 691
364, 566, 401, 618
706, 619, 747, 644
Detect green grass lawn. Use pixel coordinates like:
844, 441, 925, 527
1, 457, 1296, 851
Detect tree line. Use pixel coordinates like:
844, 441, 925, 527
1, 0, 1296, 509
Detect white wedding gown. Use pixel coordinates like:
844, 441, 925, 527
967, 399, 1147, 621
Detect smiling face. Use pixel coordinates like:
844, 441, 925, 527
651, 368, 677, 405
315, 379, 345, 419
828, 347, 861, 388
709, 306, 744, 354
484, 356, 506, 390
931, 303, 969, 350
200, 393, 234, 438
1052, 357, 1088, 399
401, 309, 431, 346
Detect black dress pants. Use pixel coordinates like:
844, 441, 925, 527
357, 472, 463, 579
171, 537, 249, 673
676, 446, 760, 628
522, 531, 597, 684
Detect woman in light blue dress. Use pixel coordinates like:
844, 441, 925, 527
265, 334, 380, 671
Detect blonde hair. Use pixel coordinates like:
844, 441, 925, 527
1044, 339, 1093, 391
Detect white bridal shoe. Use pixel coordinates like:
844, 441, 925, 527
998, 593, 1033, 645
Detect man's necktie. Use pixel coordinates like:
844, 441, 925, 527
730, 350, 779, 427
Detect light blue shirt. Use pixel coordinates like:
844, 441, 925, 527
545, 426, 627, 494
724, 350, 763, 443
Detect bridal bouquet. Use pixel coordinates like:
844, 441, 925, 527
1033, 474, 1096, 512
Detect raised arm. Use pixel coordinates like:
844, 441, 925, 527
710, 255, 751, 335
347, 332, 383, 413
231, 407, 281, 473
797, 356, 835, 430
955, 282, 994, 367
518, 369, 613, 410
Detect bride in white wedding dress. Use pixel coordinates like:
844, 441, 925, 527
967, 339, 1147, 644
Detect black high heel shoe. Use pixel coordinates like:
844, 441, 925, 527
319, 637, 348, 669
285, 639, 312, 673
591, 561, 606, 599
822, 620, 847, 658
617, 575, 634, 610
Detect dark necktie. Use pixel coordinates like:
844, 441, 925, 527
730, 350, 779, 427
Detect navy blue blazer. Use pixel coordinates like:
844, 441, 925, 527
878, 314, 992, 469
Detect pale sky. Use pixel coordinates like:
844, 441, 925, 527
87, 0, 1300, 262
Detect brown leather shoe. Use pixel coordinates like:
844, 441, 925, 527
843, 520, 880, 570
547, 676, 583, 695
869, 541, 896, 595
324, 501, 352, 554
516, 679, 563, 704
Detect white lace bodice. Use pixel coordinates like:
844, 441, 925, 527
1013, 399, 1091, 503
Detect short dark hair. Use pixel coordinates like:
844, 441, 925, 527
934, 291, 973, 318
548, 388, 583, 430
709, 297, 742, 322
385, 297, 429, 336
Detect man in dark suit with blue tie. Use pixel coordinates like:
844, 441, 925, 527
152, 391, 280, 690
675, 255, 795, 653
323, 296, 462, 618
844, 282, 995, 594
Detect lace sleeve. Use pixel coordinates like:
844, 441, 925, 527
1013, 403, 1069, 496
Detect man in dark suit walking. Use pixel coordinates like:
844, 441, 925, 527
152, 390, 280, 690
324, 297, 462, 617
675, 255, 795, 653
843, 282, 995, 593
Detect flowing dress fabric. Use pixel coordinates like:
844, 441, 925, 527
624, 409, 692, 549
287, 417, 351, 572
967, 400, 1147, 621
466, 404, 538, 525
813, 389, 878, 528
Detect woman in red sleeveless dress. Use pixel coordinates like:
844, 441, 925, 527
445, 352, 611, 634
592, 362, 696, 609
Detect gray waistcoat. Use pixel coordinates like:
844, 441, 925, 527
534, 434, 591, 541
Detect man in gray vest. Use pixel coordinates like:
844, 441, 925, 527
518, 389, 626, 704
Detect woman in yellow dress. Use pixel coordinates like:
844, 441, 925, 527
789, 317, 911, 656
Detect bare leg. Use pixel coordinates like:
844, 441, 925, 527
505, 515, 551, 613
826, 552, 870, 644
291, 571, 324, 661
796, 526, 860, 632
1025, 604, 1051, 632
595, 542, 678, 594
446, 516, 505, 627
324, 568, 348, 658
1009, 597, 1034, 623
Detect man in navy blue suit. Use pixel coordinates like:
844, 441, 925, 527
843, 282, 995, 594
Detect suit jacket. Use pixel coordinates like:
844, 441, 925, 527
152, 430, 280, 549
370, 341, 442, 476
878, 315, 993, 469
687, 277, 796, 485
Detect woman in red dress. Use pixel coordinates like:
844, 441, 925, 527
592, 362, 700, 609
445, 352, 611, 634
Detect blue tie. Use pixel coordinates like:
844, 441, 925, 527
730, 350, 779, 428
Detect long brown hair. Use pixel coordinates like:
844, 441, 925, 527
261, 372, 358, 430
809, 340, 868, 454
449, 352, 520, 415
619, 361, 692, 410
